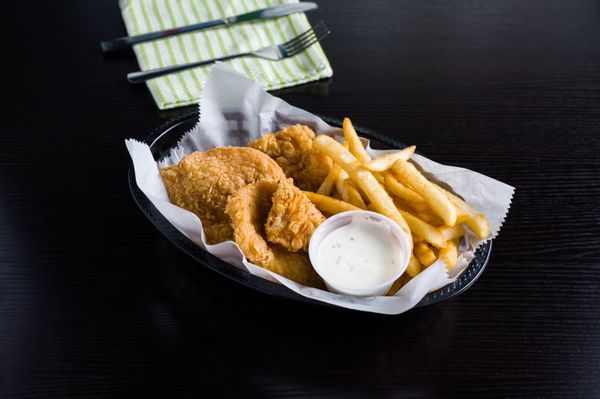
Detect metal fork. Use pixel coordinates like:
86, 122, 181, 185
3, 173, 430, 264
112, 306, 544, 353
127, 22, 329, 84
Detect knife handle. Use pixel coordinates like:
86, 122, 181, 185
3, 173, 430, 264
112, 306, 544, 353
101, 19, 225, 53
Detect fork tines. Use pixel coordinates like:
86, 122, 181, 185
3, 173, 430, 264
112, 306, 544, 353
281, 21, 330, 57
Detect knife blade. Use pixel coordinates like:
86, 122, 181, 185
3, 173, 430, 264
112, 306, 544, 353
100, 2, 318, 53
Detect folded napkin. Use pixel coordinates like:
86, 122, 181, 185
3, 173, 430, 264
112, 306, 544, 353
120, 0, 333, 110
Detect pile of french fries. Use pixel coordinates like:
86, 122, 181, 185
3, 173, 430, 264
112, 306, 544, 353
306, 118, 491, 295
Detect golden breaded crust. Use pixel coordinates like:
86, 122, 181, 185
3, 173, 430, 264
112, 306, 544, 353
160, 147, 286, 244
225, 179, 324, 288
248, 124, 332, 192
266, 179, 325, 252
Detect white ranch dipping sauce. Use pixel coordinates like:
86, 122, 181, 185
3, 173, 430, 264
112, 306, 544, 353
309, 211, 410, 296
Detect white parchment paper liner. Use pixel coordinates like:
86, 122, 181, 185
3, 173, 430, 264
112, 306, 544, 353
126, 63, 514, 315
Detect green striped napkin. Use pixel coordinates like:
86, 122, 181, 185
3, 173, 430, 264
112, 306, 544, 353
120, 0, 333, 110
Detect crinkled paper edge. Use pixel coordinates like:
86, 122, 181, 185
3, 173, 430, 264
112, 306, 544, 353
126, 63, 514, 314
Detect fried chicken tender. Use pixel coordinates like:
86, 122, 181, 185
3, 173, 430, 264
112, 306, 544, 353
225, 179, 324, 288
160, 147, 286, 244
247, 124, 332, 192
266, 179, 325, 252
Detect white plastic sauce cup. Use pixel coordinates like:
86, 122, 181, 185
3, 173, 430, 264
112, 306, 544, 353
308, 210, 411, 296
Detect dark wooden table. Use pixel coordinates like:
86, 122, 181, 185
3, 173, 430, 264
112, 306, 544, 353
2, 1, 599, 397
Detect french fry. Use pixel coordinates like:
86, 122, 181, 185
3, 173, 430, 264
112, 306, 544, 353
317, 142, 349, 195
365, 146, 416, 172
418, 210, 444, 227
366, 202, 377, 212
394, 192, 445, 227
438, 239, 459, 269
412, 210, 433, 224
343, 117, 371, 162
304, 191, 361, 215
386, 273, 409, 296
335, 172, 367, 209
455, 208, 471, 224
314, 135, 412, 247
425, 211, 446, 227
392, 160, 457, 227
346, 182, 367, 209
436, 184, 476, 214
406, 254, 422, 277
394, 197, 432, 217
317, 163, 341, 196
349, 178, 370, 202
439, 224, 465, 241
384, 173, 424, 204
335, 170, 350, 199
342, 118, 386, 183
414, 242, 437, 267
464, 214, 491, 239
398, 209, 447, 248
434, 183, 491, 239
372, 171, 385, 183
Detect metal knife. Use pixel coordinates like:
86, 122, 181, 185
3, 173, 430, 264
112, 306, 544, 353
101, 2, 318, 53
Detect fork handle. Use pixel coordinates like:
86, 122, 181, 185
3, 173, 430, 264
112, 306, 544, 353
127, 53, 247, 84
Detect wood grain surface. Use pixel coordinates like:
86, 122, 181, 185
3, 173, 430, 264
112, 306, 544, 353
1, 0, 599, 397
